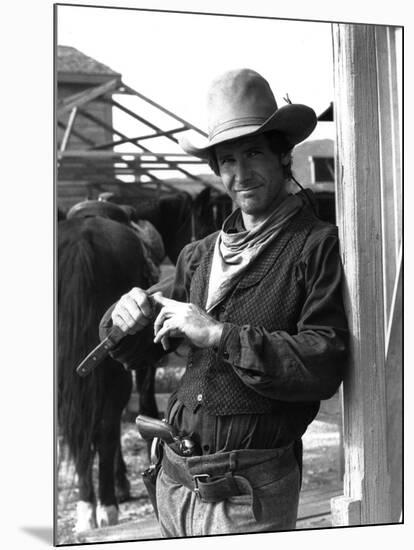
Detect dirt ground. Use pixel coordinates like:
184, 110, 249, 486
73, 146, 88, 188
56, 392, 341, 545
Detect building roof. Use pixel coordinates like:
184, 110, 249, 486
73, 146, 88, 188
57, 45, 120, 76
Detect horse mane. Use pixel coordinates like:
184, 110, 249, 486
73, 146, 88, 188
57, 217, 152, 473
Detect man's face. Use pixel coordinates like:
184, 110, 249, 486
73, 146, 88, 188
215, 134, 288, 223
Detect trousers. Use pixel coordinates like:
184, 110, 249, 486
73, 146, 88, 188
155, 448, 300, 537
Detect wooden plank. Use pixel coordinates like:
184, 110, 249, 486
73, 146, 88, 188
296, 514, 331, 530
59, 107, 78, 153
299, 488, 342, 518
299, 486, 340, 504
331, 23, 391, 525
57, 77, 120, 116
375, 26, 402, 322
384, 249, 402, 522
76, 515, 160, 543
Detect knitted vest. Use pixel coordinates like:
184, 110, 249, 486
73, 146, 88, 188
177, 209, 317, 415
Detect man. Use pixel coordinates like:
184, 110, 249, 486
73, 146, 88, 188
100, 68, 348, 536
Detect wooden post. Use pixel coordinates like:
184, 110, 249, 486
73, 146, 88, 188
375, 26, 402, 322
375, 25, 403, 523
331, 24, 392, 525
384, 250, 402, 522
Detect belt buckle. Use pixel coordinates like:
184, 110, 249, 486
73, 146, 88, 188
192, 473, 210, 496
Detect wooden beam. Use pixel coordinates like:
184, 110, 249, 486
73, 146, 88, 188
77, 108, 142, 148
58, 72, 121, 85
59, 154, 205, 183
330, 23, 391, 525
107, 97, 194, 162
131, 127, 187, 141
108, 98, 182, 150
59, 107, 78, 153
91, 127, 187, 151
57, 77, 120, 116
122, 83, 208, 137
75, 109, 166, 182
57, 121, 96, 147
66, 107, 206, 183
59, 151, 202, 159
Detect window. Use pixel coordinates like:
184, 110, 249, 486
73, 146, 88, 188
309, 156, 334, 183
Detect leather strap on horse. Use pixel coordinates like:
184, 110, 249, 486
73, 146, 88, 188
161, 443, 296, 521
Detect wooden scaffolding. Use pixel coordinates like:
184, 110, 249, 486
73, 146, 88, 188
56, 54, 223, 212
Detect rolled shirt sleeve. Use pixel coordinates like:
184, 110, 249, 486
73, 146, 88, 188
216, 232, 348, 402
98, 239, 207, 370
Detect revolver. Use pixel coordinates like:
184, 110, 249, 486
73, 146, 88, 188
136, 414, 199, 457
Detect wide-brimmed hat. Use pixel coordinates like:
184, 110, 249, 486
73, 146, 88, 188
179, 68, 317, 159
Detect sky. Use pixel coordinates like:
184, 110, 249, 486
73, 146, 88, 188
57, 5, 336, 143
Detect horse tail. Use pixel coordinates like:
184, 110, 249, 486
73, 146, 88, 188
58, 217, 155, 475
58, 226, 105, 475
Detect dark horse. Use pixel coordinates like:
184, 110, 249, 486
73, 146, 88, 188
104, 186, 233, 262
57, 188, 229, 532
58, 215, 157, 532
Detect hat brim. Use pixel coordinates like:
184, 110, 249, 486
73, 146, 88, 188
179, 103, 317, 159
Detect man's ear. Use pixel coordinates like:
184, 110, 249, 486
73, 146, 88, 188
280, 152, 292, 166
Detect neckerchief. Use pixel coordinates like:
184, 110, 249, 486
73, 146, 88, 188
205, 193, 303, 313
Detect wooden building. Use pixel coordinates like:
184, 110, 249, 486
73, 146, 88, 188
330, 23, 402, 526
56, 45, 221, 214
57, 45, 120, 150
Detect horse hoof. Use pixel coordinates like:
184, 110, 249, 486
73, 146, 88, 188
75, 501, 97, 533
96, 504, 119, 527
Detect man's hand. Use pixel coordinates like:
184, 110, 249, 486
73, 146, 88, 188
111, 287, 154, 334
152, 293, 223, 349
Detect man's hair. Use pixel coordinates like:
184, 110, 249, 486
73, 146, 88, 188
263, 130, 293, 180
208, 130, 293, 180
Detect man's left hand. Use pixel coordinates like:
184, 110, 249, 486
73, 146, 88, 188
152, 293, 223, 349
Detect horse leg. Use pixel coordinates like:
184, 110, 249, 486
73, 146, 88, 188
95, 416, 120, 528
135, 364, 158, 418
96, 367, 132, 527
115, 438, 131, 502
75, 456, 97, 533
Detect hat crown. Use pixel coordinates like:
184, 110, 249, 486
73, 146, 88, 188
207, 69, 278, 140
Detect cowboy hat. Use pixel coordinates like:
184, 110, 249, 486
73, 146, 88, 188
179, 68, 317, 159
